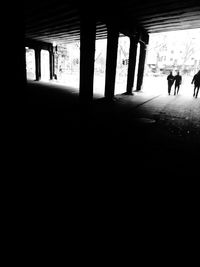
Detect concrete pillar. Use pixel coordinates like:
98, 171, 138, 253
23, 47, 27, 84
79, 16, 96, 103
49, 47, 54, 80
126, 37, 138, 95
105, 27, 119, 100
15, 17, 26, 89
53, 45, 58, 79
35, 48, 41, 81
136, 42, 147, 91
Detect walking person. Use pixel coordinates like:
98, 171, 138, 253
167, 71, 174, 95
174, 71, 182, 95
191, 70, 200, 98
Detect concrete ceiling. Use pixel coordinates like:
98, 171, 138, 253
24, 0, 200, 44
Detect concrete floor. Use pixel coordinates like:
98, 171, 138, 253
23, 80, 200, 177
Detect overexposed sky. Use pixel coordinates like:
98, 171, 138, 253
150, 28, 200, 44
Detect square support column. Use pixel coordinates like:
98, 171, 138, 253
35, 48, 41, 81
104, 27, 119, 100
126, 37, 138, 95
136, 42, 147, 91
49, 47, 54, 80
79, 16, 96, 103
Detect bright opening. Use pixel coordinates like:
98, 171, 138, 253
143, 28, 200, 97
54, 42, 80, 88
115, 35, 130, 95
93, 38, 107, 97
26, 48, 35, 80
41, 49, 50, 81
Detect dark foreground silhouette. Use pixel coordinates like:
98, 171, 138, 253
167, 71, 174, 95
174, 71, 182, 95
192, 70, 200, 98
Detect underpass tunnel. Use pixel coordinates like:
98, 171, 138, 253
22, 1, 200, 176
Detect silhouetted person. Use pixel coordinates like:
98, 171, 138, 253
191, 70, 200, 98
174, 71, 182, 95
167, 71, 174, 95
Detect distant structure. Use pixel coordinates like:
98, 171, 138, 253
146, 29, 200, 75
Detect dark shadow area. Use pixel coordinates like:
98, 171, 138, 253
19, 80, 200, 178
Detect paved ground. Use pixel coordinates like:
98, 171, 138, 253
24, 80, 200, 177
37, 73, 196, 97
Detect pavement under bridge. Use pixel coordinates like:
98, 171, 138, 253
23, 80, 200, 177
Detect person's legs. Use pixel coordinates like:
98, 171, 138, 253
174, 85, 176, 95
193, 86, 196, 97
168, 84, 171, 95
195, 86, 199, 98
177, 84, 180, 94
